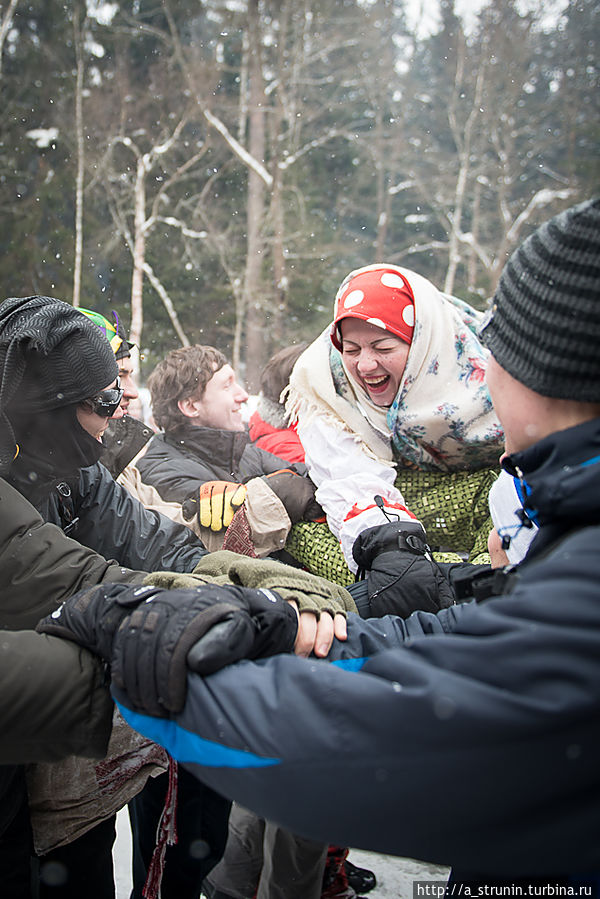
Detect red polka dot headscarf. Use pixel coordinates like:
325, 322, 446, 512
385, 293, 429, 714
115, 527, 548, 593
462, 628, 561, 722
330, 264, 415, 351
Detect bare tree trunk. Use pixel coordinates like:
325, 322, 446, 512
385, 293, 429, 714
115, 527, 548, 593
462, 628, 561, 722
270, 164, 287, 347
0, 0, 18, 79
241, 0, 267, 393
238, 31, 249, 144
467, 178, 481, 292
268, 1, 293, 348
444, 48, 484, 295
72, 5, 85, 307
374, 103, 388, 260
232, 35, 249, 373
129, 154, 147, 354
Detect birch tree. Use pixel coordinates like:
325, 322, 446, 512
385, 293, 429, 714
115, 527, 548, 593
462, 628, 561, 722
389, 0, 580, 297
101, 120, 203, 352
0, 0, 18, 79
71, 4, 85, 307
239, 0, 268, 389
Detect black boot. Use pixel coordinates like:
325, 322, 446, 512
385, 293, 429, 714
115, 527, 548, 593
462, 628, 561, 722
344, 859, 377, 894
201, 879, 240, 899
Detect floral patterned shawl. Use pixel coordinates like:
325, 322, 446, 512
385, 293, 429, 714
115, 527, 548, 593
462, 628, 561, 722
287, 266, 504, 472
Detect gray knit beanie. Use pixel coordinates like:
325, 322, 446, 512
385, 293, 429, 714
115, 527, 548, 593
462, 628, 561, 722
480, 197, 600, 401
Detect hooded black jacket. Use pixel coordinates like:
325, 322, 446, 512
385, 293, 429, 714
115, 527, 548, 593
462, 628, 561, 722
116, 417, 600, 881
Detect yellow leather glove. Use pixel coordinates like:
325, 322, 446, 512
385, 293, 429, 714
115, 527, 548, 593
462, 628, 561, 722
182, 481, 248, 532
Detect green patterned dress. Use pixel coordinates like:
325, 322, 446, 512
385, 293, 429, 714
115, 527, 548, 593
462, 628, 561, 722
285, 468, 498, 586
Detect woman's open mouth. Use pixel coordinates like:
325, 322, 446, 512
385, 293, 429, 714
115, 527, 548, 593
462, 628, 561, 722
363, 374, 390, 395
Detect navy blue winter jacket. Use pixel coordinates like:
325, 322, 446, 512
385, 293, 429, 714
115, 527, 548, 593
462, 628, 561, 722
116, 417, 600, 879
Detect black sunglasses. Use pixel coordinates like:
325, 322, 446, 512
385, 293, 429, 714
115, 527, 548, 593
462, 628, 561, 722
89, 379, 124, 417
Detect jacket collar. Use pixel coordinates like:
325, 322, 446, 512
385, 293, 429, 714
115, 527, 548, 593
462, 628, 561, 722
503, 417, 600, 530
166, 422, 250, 471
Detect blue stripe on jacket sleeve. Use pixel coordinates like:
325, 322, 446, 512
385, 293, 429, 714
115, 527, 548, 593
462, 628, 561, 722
331, 657, 367, 672
115, 701, 281, 768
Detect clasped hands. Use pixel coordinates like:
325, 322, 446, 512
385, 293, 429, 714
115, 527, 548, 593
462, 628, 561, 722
292, 603, 347, 658
37, 582, 346, 718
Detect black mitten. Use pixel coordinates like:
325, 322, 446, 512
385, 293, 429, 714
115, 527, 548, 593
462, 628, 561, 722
262, 469, 324, 523
37, 583, 298, 716
352, 521, 455, 619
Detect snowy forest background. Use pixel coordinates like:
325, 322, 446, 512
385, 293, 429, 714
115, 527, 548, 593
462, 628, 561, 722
0, 0, 597, 389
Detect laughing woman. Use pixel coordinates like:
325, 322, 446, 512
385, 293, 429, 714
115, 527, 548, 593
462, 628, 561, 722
285, 264, 504, 579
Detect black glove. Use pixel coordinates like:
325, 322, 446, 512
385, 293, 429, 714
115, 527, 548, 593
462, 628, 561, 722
37, 582, 298, 716
352, 521, 455, 619
262, 469, 324, 523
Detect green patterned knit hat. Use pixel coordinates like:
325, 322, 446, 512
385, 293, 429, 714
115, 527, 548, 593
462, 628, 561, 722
480, 197, 600, 401
79, 307, 134, 360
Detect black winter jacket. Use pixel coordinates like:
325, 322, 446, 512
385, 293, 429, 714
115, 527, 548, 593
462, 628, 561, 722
2, 450, 206, 838
0, 477, 141, 833
8, 458, 207, 572
116, 417, 600, 881
1, 630, 112, 766
137, 425, 305, 504
101, 415, 154, 479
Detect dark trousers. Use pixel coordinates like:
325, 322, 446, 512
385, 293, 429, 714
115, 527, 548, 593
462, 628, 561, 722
206, 804, 328, 899
129, 765, 231, 899
0, 768, 35, 899
38, 815, 116, 899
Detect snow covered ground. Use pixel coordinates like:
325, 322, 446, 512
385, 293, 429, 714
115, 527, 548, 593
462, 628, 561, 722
114, 809, 449, 898
345, 849, 449, 898
114, 810, 133, 898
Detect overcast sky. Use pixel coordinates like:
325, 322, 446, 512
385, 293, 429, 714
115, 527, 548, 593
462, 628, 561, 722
405, 0, 564, 38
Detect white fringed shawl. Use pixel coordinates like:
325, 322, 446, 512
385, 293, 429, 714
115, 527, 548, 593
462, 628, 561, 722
286, 267, 503, 473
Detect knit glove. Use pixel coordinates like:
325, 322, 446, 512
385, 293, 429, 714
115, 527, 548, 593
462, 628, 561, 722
353, 521, 456, 619
262, 469, 324, 523
146, 550, 357, 618
182, 480, 248, 531
37, 582, 298, 716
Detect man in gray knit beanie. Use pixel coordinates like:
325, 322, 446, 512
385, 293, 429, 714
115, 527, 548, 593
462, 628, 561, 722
480, 197, 600, 405
478, 197, 600, 458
